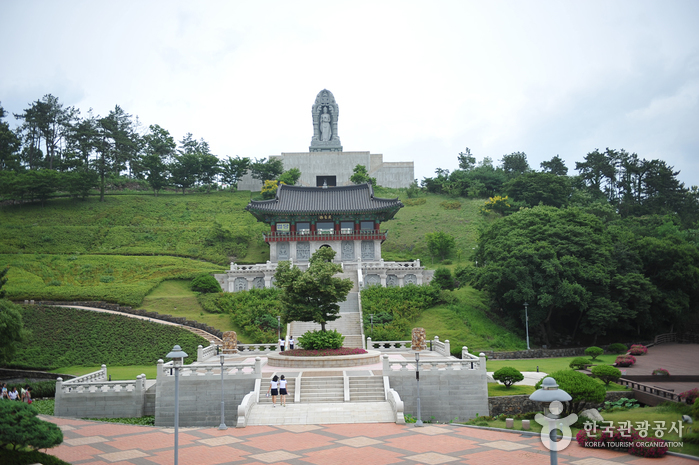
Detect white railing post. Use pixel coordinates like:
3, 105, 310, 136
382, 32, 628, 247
197, 344, 204, 362
382, 354, 390, 372
479, 352, 487, 373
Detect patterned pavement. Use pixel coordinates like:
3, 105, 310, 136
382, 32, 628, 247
44, 416, 696, 465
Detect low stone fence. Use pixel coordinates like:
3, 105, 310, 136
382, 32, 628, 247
488, 391, 635, 417
236, 343, 279, 354
23, 301, 224, 339
366, 339, 411, 351
55, 365, 147, 418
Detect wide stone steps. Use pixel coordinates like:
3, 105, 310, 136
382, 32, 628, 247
300, 376, 344, 403
349, 376, 385, 402
259, 377, 296, 404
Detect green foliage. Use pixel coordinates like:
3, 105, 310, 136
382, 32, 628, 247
0, 401, 63, 450
0, 265, 8, 298
3, 380, 56, 398
84, 415, 155, 426
350, 164, 377, 186
200, 288, 282, 342
504, 172, 572, 208
603, 397, 639, 411
0, 299, 27, 364
492, 366, 524, 388
190, 273, 221, 293
0, 254, 223, 306
692, 398, 699, 420
590, 365, 622, 385
608, 343, 628, 354
297, 329, 344, 350
261, 179, 281, 199
425, 231, 455, 260
535, 370, 606, 415
569, 357, 592, 370
362, 284, 439, 324
585, 346, 604, 360
278, 168, 301, 186
274, 248, 353, 331
250, 157, 284, 182
431, 267, 455, 290
0, 448, 71, 465
405, 180, 420, 198
403, 198, 426, 206
12, 306, 206, 369
439, 201, 461, 210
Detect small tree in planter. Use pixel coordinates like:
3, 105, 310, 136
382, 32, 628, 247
628, 344, 647, 355
492, 367, 524, 388
585, 346, 604, 360
590, 365, 622, 385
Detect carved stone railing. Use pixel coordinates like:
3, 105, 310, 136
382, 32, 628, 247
236, 343, 279, 354
158, 357, 262, 378
362, 260, 422, 270
386, 386, 406, 424
382, 354, 485, 372
57, 374, 146, 394
432, 336, 451, 357
366, 338, 411, 351
264, 230, 388, 242
197, 342, 219, 362
461, 346, 480, 362
63, 365, 108, 384
229, 262, 278, 272
236, 378, 261, 428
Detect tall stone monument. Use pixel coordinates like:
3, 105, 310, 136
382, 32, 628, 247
310, 89, 342, 152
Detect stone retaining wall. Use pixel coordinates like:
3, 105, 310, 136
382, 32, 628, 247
22, 301, 223, 339
488, 391, 635, 416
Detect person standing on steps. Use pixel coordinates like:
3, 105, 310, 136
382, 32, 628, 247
278, 337, 285, 352
289, 336, 294, 350
279, 375, 288, 407
267, 375, 279, 407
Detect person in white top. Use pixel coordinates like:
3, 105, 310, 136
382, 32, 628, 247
278, 338, 285, 352
8, 387, 19, 401
279, 375, 288, 407
289, 336, 295, 350
266, 375, 279, 407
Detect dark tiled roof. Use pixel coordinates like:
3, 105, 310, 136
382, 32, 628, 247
246, 183, 403, 214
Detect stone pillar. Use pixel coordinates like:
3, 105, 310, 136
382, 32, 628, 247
382, 354, 390, 372
366, 337, 372, 349
156, 359, 164, 383
54, 377, 63, 414
246, 277, 254, 289
197, 344, 204, 362
479, 353, 487, 373
412, 328, 426, 351
101, 364, 107, 379
380, 274, 387, 286
222, 331, 238, 354
398, 275, 404, 287
254, 357, 262, 375
264, 274, 273, 288
444, 340, 451, 356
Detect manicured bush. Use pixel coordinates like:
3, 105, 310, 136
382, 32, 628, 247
584, 346, 604, 360
691, 397, 699, 420
535, 370, 605, 415
0, 449, 70, 465
297, 329, 344, 350
615, 354, 636, 367
679, 388, 699, 405
652, 368, 670, 376
607, 343, 628, 354
628, 344, 647, 355
431, 267, 455, 290
191, 273, 222, 293
569, 357, 592, 370
0, 401, 63, 450
492, 367, 524, 388
281, 348, 366, 357
590, 365, 622, 385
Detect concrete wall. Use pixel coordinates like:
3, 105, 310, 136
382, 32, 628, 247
488, 391, 636, 417
237, 151, 414, 190
54, 375, 146, 419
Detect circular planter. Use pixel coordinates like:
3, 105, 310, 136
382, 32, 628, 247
266, 349, 381, 368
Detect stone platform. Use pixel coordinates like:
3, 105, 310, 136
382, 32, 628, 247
266, 350, 381, 368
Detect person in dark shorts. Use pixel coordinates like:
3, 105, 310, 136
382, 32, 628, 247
289, 336, 294, 350
266, 375, 279, 407
279, 375, 288, 407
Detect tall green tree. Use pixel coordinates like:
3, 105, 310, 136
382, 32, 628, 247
220, 156, 250, 190
141, 124, 175, 196
500, 152, 530, 177
504, 172, 572, 208
278, 167, 302, 186
274, 248, 353, 331
540, 155, 568, 176
0, 104, 21, 171
250, 157, 284, 182
425, 231, 455, 261
457, 147, 476, 171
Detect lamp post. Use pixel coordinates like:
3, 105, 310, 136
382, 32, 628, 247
415, 352, 423, 427
524, 302, 530, 350
277, 316, 281, 341
166, 345, 188, 465
218, 354, 227, 430
370, 313, 374, 336
529, 377, 572, 465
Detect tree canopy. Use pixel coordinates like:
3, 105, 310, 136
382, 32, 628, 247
273, 247, 353, 331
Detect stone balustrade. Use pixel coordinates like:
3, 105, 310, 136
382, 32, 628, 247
236, 343, 279, 354
58, 375, 146, 394
386, 387, 406, 424
229, 262, 278, 272
361, 259, 421, 270
366, 338, 411, 351
432, 336, 450, 356
382, 354, 485, 372
236, 378, 261, 428
63, 364, 108, 384
461, 346, 480, 361
197, 342, 219, 362
158, 357, 262, 378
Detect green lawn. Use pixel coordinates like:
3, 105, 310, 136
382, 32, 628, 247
488, 384, 535, 396
135, 279, 250, 339
51, 365, 158, 380
487, 355, 621, 374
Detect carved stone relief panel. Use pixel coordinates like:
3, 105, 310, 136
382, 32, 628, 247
387, 275, 398, 287
278, 242, 290, 260
234, 277, 248, 292
361, 241, 375, 260
366, 274, 381, 286
297, 242, 311, 261
253, 277, 265, 289
341, 241, 354, 260
404, 274, 417, 285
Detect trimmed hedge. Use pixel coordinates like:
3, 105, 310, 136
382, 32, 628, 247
535, 370, 605, 415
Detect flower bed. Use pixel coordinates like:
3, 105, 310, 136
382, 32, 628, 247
615, 354, 636, 367
628, 344, 647, 355
652, 368, 670, 376
679, 388, 699, 405
281, 348, 368, 357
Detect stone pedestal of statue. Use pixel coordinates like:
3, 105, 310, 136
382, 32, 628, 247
412, 327, 426, 351
222, 331, 238, 354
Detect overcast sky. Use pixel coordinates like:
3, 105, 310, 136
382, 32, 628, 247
2, 0, 698, 187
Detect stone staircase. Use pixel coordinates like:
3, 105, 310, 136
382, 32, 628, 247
289, 271, 364, 348
349, 376, 385, 402
259, 377, 296, 405
299, 376, 344, 403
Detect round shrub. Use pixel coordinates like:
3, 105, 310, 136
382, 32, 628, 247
585, 346, 604, 360
297, 329, 344, 350
0, 401, 63, 451
492, 367, 524, 388
569, 357, 592, 370
535, 370, 605, 415
628, 344, 647, 355
652, 368, 670, 376
608, 343, 628, 354
590, 365, 622, 385
191, 273, 222, 293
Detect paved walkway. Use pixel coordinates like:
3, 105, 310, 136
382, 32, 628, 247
247, 402, 395, 426
44, 416, 696, 465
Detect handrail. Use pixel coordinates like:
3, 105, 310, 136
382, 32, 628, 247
617, 378, 682, 403
264, 230, 388, 242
